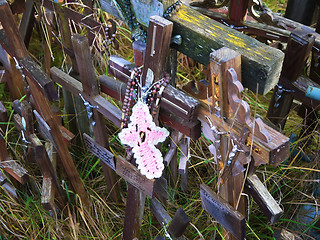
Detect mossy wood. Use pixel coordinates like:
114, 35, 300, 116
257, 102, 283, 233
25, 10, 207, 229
100, 1, 284, 95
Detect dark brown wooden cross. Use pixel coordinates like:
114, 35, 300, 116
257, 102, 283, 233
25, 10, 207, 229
50, 34, 122, 202
0, 0, 90, 207
50, 15, 196, 239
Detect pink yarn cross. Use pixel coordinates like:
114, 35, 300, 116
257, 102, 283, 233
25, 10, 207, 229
118, 101, 169, 179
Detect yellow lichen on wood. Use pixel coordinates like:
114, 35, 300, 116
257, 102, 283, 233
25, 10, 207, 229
170, 5, 284, 94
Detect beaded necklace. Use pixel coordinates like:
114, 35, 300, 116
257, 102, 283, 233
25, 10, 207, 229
121, 67, 170, 127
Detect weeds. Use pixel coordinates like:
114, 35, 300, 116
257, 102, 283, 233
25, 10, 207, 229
2, 0, 320, 239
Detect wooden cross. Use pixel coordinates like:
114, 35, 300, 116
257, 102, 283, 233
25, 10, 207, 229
12, 100, 67, 211
50, 15, 195, 239
98, 35, 290, 240
0, 1, 90, 207
195, 47, 289, 239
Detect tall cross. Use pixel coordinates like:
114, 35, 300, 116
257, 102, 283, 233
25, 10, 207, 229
194, 47, 289, 240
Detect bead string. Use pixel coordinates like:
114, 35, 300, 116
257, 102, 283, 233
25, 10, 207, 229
121, 67, 141, 128
121, 69, 170, 128
103, 20, 118, 56
163, 0, 182, 19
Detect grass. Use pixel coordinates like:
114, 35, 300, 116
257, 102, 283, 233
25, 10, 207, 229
1, 0, 320, 239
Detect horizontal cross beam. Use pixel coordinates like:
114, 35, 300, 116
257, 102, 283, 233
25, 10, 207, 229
100, 1, 284, 94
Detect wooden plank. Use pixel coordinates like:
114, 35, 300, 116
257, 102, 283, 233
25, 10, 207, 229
34, 110, 58, 150
228, 0, 249, 22
168, 5, 284, 95
29, 134, 65, 207
50, 67, 122, 127
7, 57, 26, 100
100, 0, 285, 95
267, 28, 315, 128
107, 56, 200, 122
20, 56, 58, 102
245, 174, 283, 224
123, 183, 146, 240
200, 184, 245, 240
142, 16, 173, 85
41, 177, 55, 212
0, 133, 8, 162
210, 47, 241, 119
0, 0, 29, 58
150, 198, 172, 225
41, 142, 58, 212
83, 133, 115, 171
154, 177, 169, 203
168, 208, 190, 238
0, 171, 17, 199
19, 0, 35, 48
98, 74, 201, 138
2, 161, 29, 184
116, 156, 155, 198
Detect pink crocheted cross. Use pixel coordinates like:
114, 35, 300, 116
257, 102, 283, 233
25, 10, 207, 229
118, 101, 169, 179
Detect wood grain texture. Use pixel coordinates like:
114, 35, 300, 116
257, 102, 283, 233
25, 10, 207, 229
245, 174, 282, 224
71, 34, 120, 202
210, 47, 241, 119
0, 0, 29, 58
200, 184, 245, 240
26, 76, 90, 208
116, 156, 155, 198
142, 16, 173, 85
169, 5, 284, 95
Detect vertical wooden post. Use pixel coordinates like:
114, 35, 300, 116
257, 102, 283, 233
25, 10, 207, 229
71, 34, 120, 202
267, 28, 315, 129
210, 48, 245, 240
55, 5, 90, 145
123, 15, 173, 240
19, 0, 35, 48
228, 0, 249, 22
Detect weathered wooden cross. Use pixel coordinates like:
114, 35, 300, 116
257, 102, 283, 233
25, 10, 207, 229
49, 15, 197, 239
195, 47, 289, 239
0, 0, 90, 207
12, 99, 69, 212
94, 15, 289, 239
